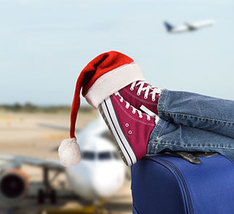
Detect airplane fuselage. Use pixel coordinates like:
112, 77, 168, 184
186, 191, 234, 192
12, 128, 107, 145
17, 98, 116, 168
165, 20, 215, 33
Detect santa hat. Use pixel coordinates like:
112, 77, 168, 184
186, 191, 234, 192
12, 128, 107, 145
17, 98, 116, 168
58, 51, 145, 167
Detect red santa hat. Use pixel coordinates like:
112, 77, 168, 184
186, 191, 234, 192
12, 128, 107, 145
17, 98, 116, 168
58, 51, 145, 167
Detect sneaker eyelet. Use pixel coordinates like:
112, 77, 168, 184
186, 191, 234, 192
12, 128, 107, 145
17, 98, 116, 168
128, 130, 132, 134
132, 111, 135, 114
144, 96, 148, 99
125, 123, 129, 127
130, 87, 134, 91
137, 92, 141, 96
152, 98, 156, 101
147, 118, 150, 121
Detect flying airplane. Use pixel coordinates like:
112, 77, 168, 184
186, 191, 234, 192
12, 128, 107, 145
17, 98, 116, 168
0, 115, 126, 209
164, 20, 215, 33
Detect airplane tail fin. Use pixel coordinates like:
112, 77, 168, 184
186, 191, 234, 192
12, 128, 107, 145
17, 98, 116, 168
164, 21, 174, 31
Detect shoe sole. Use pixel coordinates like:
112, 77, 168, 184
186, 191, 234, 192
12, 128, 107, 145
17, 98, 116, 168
99, 97, 137, 166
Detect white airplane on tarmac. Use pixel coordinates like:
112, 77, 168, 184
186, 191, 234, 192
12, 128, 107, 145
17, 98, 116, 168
164, 20, 215, 33
0, 114, 126, 210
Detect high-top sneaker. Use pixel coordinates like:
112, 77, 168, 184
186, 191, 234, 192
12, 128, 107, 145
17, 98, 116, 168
99, 92, 159, 166
119, 80, 161, 116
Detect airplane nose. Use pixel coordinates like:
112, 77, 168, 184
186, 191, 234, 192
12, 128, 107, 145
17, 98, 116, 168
92, 173, 124, 198
93, 180, 114, 198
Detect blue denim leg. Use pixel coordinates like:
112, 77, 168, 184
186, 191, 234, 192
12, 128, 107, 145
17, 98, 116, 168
157, 89, 234, 139
147, 118, 234, 161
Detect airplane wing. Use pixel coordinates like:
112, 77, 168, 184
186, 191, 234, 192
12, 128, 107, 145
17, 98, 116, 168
184, 23, 197, 30
0, 153, 64, 171
37, 123, 80, 133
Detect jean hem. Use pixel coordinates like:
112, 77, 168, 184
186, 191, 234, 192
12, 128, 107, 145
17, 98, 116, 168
157, 89, 169, 119
147, 119, 168, 154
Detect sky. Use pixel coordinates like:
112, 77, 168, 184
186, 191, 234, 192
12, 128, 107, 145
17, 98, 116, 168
0, 0, 234, 105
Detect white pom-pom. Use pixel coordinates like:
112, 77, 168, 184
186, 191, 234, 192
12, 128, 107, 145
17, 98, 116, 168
58, 138, 81, 167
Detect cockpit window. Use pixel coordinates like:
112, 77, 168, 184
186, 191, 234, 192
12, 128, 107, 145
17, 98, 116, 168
82, 151, 95, 160
82, 151, 120, 161
98, 152, 111, 160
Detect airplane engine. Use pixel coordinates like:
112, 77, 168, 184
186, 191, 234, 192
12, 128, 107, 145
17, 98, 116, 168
0, 169, 29, 207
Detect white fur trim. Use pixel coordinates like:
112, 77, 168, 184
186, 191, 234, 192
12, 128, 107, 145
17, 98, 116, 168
85, 63, 145, 108
58, 138, 81, 167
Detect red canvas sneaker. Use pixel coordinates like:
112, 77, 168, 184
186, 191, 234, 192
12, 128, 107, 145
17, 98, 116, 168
119, 80, 161, 115
99, 92, 159, 166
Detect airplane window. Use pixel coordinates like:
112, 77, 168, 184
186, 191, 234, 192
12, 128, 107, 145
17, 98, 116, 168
98, 152, 111, 160
82, 151, 95, 160
113, 152, 121, 159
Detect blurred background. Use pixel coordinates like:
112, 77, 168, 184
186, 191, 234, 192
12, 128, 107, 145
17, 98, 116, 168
0, 0, 233, 213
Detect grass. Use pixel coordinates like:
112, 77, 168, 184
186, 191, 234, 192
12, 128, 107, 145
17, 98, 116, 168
0, 103, 92, 113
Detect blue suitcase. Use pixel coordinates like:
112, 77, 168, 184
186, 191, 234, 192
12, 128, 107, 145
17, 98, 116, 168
131, 153, 234, 214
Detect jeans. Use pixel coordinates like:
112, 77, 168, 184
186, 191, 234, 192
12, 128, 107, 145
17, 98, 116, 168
147, 89, 234, 161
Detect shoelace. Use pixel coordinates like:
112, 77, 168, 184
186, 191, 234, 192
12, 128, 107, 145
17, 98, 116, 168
115, 93, 151, 121
130, 81, 161, 101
